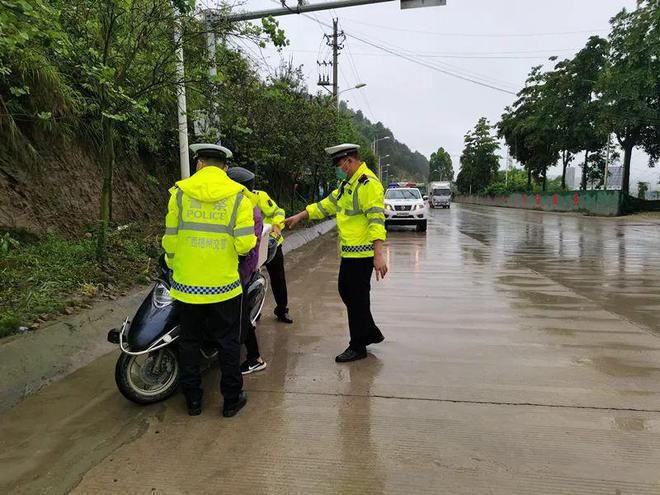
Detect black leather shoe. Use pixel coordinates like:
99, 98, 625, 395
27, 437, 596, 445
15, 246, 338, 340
223, 391, 248, 418
275, 309, 293, 324
335, 348, 367, 363
367, 333, 385, 345
185, 391, 203, 416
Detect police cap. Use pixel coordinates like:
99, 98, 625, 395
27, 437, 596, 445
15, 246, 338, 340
189, 143, 233, 163
325, 143, 360, 161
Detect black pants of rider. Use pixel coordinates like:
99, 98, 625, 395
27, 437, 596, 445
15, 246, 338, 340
241, 287, 260, 361
337, 257, 384, 353
266, 244, 288, 316
178, 295, 243, 403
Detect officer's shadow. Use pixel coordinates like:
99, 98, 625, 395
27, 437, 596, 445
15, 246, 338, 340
337, 354, 386, 494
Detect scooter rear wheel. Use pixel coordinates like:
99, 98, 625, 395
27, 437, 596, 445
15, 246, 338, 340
115, 348, 180, 405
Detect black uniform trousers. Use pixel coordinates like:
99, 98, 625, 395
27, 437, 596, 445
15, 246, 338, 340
338, 257, 384, 352
266, 244, 288, 314
242, 289, 260, 360
178, 296, 243, 402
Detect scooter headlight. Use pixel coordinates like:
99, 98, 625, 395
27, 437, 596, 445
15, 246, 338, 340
153, 282, 174, 308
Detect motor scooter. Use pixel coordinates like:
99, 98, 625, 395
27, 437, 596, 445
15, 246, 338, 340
107, 226, 276, 404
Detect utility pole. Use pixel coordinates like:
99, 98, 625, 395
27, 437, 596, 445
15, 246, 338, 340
174, 16, 190, 179
332, 18, 339, 102
183, 0, 445, 179
604, 132, 611, 190
203, 10, 221, 145
317, 19, 345, 107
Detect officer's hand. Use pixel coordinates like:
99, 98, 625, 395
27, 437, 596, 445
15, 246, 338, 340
272, 224, 282, 237
374, 253, 388, 281
285, 212, 307, 229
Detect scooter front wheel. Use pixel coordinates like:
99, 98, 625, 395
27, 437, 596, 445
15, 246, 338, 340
115, 348, 180, 405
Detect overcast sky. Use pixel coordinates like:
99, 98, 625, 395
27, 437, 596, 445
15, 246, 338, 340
223, 0, 657, 190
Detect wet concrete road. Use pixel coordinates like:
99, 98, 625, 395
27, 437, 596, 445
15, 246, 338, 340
2, 204, 660, 494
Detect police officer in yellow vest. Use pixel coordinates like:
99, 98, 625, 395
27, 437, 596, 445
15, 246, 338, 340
285, 144, 388, 362
162, 143, 255, 417
253, 190, 293, 323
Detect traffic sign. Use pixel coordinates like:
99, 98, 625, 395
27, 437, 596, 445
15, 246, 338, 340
401, 0, 446, 9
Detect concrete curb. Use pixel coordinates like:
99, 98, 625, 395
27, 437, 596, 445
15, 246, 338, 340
282, 218, 336, 255
0, 219, 336, 412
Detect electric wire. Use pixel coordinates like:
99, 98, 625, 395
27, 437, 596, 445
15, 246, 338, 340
339, 17, 608, 38
303, 14, 518, 95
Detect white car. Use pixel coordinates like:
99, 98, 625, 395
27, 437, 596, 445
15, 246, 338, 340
384, 187, 427, 232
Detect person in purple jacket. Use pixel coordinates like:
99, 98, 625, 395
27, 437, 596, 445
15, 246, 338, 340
227, 167, 268, 375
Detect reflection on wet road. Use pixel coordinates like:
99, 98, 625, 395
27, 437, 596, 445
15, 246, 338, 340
1, 204, 660, 494
451, 205, 660, 332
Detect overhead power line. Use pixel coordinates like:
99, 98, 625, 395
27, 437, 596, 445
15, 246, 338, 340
287, 49, 571, 60
339, 18, 608, 38
303, 14, 518, 95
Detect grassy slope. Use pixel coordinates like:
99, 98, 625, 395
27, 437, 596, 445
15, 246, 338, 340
0, 223, 162, 338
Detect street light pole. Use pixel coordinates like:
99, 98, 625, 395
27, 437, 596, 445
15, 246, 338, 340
174, 16, 190, 179
378, 154, 390, 182
336, 83, 366, 110
203, 10, 221, 145
372, 136, 390, 181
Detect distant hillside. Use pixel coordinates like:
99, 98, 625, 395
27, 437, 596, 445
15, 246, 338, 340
342, 105, 429, 182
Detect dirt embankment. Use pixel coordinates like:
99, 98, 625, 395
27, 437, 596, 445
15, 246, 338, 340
0, 145, 177, 235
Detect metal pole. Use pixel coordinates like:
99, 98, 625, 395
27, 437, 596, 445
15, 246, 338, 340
225, 0, 395, 22
204, 11, 221, 144
174, 17, 190, 179
604, 132, 610, 190
332, 18, 339, 108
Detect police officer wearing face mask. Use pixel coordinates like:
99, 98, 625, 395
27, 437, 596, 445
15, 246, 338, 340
285, 144, 388, 362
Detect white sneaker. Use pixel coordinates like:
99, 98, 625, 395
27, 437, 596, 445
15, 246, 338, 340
240, 359, 267, 375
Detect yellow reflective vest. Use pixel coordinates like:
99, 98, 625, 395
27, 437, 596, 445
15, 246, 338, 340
306, 162, 386, 258
255, 190, 285, 246
161, 166, 257, 304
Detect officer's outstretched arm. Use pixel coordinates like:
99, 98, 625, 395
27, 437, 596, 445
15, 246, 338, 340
305, 189, 339, 220
161, 187, 179, 268
233, 197, 257, 256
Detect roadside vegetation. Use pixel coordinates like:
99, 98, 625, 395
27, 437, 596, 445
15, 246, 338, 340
454, 1, 659, 196
0, 0, 429, 338
0, 223, 162, 338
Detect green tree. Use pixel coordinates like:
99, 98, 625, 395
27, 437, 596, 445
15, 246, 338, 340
586, 140, 620, 189
498, 66, 559, 191
598, 1, 660, 195
544, 37, 610, 190
0, 0, 76, 156
429, 147, 453, 181
456, 117, 500, 194
637, 181, 649, 199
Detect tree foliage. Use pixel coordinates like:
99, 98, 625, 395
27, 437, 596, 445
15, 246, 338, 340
429, 147, 453, 182
456, 117, 500, 194
598, 1, 660, 194
0, 0, 388, 256
496, 1, 659, 196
